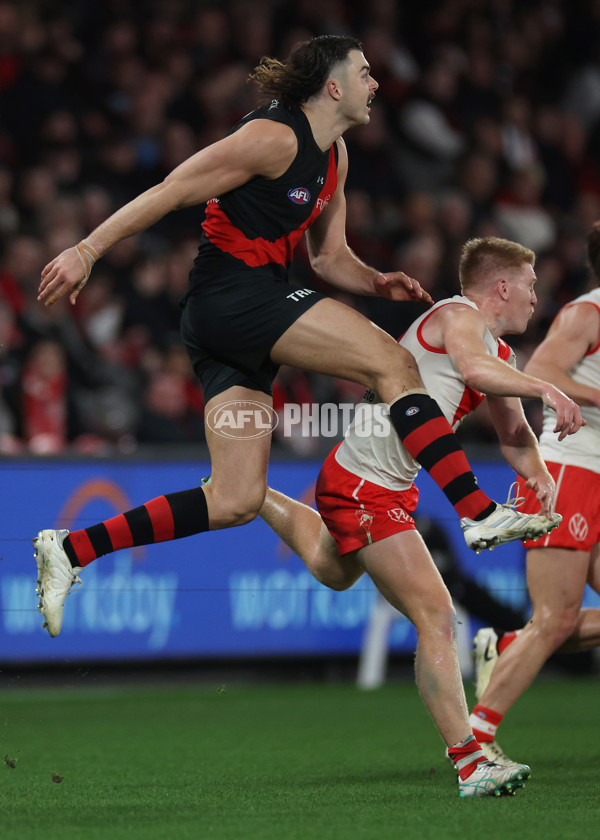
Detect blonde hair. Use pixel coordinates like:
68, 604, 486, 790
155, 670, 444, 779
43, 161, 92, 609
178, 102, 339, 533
459, 237, 535, 292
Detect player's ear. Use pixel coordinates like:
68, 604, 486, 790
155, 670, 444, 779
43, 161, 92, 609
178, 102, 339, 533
497, 277, 509, 301
326, 78, 342, 101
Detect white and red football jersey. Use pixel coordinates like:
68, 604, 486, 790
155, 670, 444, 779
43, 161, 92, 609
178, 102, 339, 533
335, 295, 514, 491
539, 288, 600, 473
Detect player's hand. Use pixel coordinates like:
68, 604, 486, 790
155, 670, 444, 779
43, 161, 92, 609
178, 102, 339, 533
525, 474, 555, 519
542, 386, 584, 441
374, 272, 434, 304
39, 246, 88, 307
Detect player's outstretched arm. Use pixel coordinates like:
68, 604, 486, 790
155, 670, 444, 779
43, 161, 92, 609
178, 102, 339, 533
38, 120, 297, 306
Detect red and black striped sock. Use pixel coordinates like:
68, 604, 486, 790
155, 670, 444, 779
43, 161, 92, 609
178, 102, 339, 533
63, 486, 209, 568
389, 392, 496, 521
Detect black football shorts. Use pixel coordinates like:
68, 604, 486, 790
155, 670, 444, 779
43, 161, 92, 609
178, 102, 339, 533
180, 266, 325, 403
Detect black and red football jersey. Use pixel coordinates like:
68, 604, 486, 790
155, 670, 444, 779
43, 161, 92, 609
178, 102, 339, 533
200, 100, 339, 273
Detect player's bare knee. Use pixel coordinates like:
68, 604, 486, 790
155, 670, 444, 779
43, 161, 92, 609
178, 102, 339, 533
208, 485, 266, 527
414, 601, 456, 639
530, 608, 577, 652
370, 343, 421, 399
552, 609, 580, 649
311, 558, 357, 591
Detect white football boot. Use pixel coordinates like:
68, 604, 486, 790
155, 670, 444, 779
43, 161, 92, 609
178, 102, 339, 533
461, 483, 562, 554
480, 740, 526, 770
34, 529, 82, 637
473, 627, 500, 700
459, 759, 531, 797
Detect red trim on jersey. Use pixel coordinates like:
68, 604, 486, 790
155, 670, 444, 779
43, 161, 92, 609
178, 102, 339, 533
145, 495, 175, 543
452, 339, 510, 423
413, 303, 510, 425
564, 301, 600, 356
104, 514, 134, 551
452, 386, 484, 425
497, 338, 512, 361
415, 302, 512, 362
202, 146, 338, 267
415, 302, 459, 353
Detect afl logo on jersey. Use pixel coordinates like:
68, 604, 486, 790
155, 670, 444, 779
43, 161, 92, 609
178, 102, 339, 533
288, 187, 311, 205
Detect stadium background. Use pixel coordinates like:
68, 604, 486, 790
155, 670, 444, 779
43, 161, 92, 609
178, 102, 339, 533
1, 0, 600, 677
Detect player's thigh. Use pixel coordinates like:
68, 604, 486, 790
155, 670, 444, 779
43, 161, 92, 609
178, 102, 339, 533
586, 542, 600, 594
313, 523, 364, 589
357, 529, 452, 625
526, 546, 591, 616
270, 297, 421, 393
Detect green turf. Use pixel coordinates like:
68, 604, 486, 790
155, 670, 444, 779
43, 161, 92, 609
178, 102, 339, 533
1, 675, 598, 839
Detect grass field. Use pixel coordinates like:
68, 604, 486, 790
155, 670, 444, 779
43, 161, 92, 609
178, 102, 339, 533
1, 673, 598, 840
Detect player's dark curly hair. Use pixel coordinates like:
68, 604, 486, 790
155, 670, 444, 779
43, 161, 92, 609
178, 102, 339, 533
249, 34, 363, 108
587, 221, 600, 286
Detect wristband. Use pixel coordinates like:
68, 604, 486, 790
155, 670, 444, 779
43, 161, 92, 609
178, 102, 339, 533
74, 239, 100, 288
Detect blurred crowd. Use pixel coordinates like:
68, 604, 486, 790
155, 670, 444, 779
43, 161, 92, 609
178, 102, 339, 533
1, 0, 600, 456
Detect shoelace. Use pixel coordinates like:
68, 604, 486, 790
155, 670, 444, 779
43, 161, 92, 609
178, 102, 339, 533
476, 760, 499, 770
498, 481, 527, 512
65, 575, 82, 596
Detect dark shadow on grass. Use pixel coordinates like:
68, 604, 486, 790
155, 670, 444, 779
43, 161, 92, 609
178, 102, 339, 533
272, 765, 446, 791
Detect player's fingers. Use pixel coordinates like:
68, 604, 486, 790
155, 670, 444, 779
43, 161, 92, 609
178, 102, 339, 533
38, 277, 58, 302
572, 409, 584, 434
563, 409, 582, 437
409, 278, 433, 302
40, 257, 60, 279
38, 267, 57, 293
398, 272, 414, 290
555, 400, 582, 440
553, 404, 567, 439
39, 277, 66, 306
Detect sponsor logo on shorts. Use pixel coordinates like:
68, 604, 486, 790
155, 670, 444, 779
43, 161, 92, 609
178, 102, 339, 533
288, 187, 311, 204
568, 512, 588, 542
355, 509, 374, 532
286, 288, 316, 302
206, 400, 279, 439
387, 508, 411, 523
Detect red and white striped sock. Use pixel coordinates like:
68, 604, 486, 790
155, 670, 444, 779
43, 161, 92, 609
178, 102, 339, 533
447, 734, 486, 780
470, 704, 503, 744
